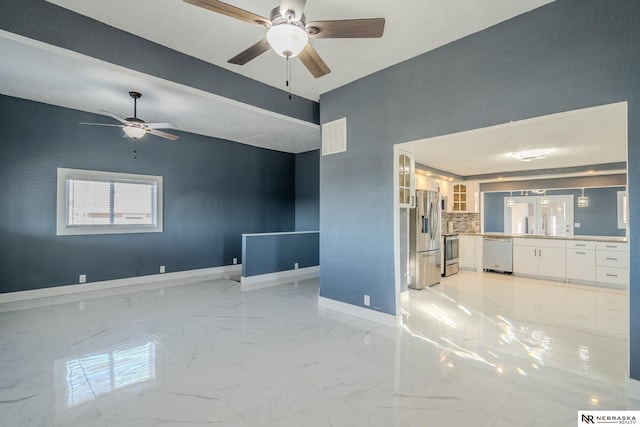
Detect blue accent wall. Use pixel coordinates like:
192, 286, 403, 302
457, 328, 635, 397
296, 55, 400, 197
483, 192, 508, 233
241, 232, 319, 277
318, 0, 640, 380
483, 188, 626, 236
0, 95, 296, 292
295, 150, 320, 231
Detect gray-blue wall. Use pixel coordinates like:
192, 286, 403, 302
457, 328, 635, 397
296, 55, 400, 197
295, 150, 320, 231
0, 95, 297, 292
483, 187, 626, 236
242, 232, 319, 277
319, 0, 640, 380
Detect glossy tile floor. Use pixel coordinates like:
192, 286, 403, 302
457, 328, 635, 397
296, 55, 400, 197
1, 271, 638, 426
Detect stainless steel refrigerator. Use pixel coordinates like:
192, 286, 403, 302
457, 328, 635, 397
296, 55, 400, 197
409, 190, 441, 289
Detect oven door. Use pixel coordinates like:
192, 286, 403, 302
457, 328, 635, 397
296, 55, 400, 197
443, 235, 460, 276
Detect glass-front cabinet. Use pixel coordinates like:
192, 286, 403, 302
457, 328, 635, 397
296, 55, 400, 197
452, 183, 467, 212
398, 150, 415, 208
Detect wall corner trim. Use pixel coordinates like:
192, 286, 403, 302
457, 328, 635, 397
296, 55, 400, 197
0, 265, 242, 304
626, 376, 640, 401
317, 296, 399, 328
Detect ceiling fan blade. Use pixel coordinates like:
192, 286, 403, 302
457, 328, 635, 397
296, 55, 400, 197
298, 43, 331, 78
147, 129, 180, 141
306, 18, 385, 39
145, 122, 177, 130
228, 38, 272, 65
99, 110, 131, 125
79, 122, 124, 127
183, 0, 270, 27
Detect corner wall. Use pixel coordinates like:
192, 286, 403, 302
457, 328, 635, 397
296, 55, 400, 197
318, 0, 640, 381
0, 96, 296, 292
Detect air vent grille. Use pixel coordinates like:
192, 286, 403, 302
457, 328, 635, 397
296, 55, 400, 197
321, 117, 347, 156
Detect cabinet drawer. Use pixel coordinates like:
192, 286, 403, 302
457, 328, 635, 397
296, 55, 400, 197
596, 266, 628, 286
513, 238, 565, 248
596, 242, 628, 252
567, 240, 595, 250
596, 250, 628, 268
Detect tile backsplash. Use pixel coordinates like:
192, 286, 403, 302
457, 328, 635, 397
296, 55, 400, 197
442, 212, 480, 234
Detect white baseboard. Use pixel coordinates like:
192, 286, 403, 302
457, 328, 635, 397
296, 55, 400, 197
0, 265, 242, 304
626, 376, 640, 401
240, 266, 319, 291
317, 296, 398, 328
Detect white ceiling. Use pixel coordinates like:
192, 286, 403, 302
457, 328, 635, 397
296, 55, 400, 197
10, 0, 627, 176
44, 0, 555, 101
400, 102, 628, 178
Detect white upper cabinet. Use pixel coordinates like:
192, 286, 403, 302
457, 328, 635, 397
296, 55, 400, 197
449, 181, 479, 213
397, 149, 415, 208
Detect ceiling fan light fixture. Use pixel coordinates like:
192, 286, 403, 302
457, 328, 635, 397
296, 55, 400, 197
267, 24, 308, 58
123, 126, 146, 140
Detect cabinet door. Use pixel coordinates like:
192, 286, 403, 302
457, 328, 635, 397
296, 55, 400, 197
460, 236, 475, 269
566, 249, 596, 282
513, 245, 538, 276
537, 246, 566, 279
397, 150, 415, 208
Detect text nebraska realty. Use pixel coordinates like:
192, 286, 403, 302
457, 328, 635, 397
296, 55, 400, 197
582, 414, 637, 424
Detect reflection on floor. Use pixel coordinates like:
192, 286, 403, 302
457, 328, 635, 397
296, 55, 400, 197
0, 271, 637, 426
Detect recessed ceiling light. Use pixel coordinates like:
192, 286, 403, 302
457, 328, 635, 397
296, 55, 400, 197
509, 148, 555, 162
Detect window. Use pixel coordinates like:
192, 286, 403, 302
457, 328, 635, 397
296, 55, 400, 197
57, 168, 163, 235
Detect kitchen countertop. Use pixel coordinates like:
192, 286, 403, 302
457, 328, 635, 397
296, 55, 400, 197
459, 233, 628, 243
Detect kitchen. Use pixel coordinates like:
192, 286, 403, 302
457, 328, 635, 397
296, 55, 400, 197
396, 101, 629, 294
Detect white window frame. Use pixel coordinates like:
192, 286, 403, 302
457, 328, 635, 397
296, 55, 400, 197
56, 168, 163, 236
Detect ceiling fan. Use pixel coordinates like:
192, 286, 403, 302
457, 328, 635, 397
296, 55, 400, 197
80, 91, 179, 141
183, 0, 385, 78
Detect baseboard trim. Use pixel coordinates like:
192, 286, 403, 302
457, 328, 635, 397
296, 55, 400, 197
0, 265, 242, 304
317, 296, 398, 328
626, 376, 640, 401
240, 266, 319, 291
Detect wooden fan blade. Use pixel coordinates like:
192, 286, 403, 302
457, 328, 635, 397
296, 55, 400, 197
79, 122, 124, 127
183, 0, 270, 27
228, 38, 271, 65
99, 110, 130, 125
298, 43, 331, 78
306, 18, 385, 39
147, 129, 180, 141
145, 122, 177, 130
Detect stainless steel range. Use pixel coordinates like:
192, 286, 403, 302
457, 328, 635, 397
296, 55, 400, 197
442, 234, 460, 276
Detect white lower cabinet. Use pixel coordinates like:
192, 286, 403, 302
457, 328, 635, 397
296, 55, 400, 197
460, 235, 482, 271
513, 238, 566, 281
566, 240, 596, 283
595, 241, 629, 287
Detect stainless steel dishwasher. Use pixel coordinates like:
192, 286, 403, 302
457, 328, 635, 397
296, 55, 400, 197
483, 236, 513, 273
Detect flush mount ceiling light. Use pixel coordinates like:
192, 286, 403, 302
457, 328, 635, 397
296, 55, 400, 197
578, 188, 589, 208
510, 148, 555, 162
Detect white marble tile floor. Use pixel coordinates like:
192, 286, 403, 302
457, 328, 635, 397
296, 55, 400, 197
0, 271, 637, 426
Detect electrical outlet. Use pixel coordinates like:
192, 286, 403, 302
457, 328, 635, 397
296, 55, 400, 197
294, 262, 299, 269
364, 295, 370, 306
575, 222, 581, 228
160, 265, 166, 274
233, 258, 238, 265
79, 274, 86, 284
